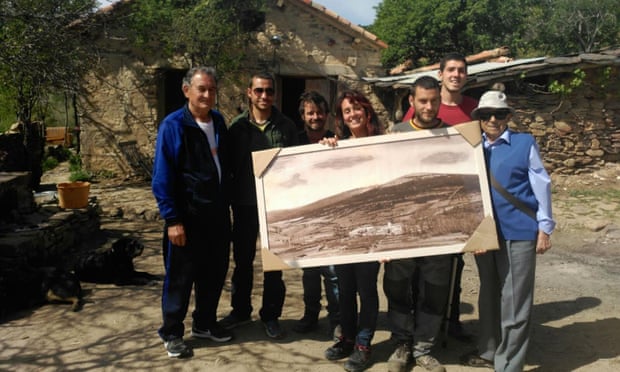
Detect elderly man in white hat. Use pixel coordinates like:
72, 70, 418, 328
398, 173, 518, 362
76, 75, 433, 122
461, 90, 555, 372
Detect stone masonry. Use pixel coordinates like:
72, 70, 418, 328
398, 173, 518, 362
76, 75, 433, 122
508, 66, 619, 174
0, 172, 100, 267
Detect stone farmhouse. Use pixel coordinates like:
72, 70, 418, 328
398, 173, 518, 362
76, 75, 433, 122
78, 0, 387, 177
75, 0, 619, 178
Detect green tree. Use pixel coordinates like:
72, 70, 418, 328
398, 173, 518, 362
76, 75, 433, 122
0, 0, 99, 124
370, 0, 534, 67
127, 0, 265, 74
370, 0, 619, 68
529, 0, 619, 54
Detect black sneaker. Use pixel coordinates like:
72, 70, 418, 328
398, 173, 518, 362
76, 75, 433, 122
191, 323, 233, 342
218, 313, 252, 330
325, 337, 354, 360
387, 341, 412, 372
164, 338, 193, 358
344, 344, 371, 372
292, 315, 318, 333
262, 319, 285, 339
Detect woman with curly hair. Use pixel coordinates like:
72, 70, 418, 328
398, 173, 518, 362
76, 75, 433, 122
333, 90, 384, 140
323, 89, 384, 372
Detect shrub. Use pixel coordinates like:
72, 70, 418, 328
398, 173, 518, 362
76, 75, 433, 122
68, 153, 93, 182
69, 168, 93, 182
42, 156, 59, 172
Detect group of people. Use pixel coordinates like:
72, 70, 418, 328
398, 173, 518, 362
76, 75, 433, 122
151, 52, 555, 372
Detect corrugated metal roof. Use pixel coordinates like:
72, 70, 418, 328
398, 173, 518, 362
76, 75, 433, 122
364, 49, 620, 88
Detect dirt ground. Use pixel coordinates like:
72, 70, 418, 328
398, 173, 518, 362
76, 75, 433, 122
1, 163, 619, 371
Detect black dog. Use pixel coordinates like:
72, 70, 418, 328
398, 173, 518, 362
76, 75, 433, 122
41, 267, 83, 311
73, 237, 159, 286
0, 262, 83, 319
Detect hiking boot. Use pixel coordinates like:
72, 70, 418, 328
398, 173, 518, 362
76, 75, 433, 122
191, 323, 233, 342
163, 337, 193, 358
344, 344, 371, 372
325, 337, 354, 360
262, 319, 285, 339
415, 354, 446, 372
387, 342, 412, 372
292, 315, 318, 333
218, 313, 252, 330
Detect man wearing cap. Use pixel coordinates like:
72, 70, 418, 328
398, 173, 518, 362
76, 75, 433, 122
461, 90, 555, 372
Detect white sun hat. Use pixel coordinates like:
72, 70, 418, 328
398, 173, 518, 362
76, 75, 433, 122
471, 90, 515, 119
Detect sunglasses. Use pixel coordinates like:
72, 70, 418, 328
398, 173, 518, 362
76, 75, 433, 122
478, 110, 510, 121
253, 87, 275, 96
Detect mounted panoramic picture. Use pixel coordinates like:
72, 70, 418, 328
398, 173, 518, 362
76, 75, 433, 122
252, 122, 498, 271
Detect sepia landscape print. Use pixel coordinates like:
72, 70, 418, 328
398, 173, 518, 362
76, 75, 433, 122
254, 128, 493, 270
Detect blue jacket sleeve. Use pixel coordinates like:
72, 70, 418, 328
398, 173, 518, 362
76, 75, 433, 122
151, 118, 181, 225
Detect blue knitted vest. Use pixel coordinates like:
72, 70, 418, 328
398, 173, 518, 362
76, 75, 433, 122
486, 132, 538, 240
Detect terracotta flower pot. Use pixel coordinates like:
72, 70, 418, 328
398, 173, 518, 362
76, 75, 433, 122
56, 181, 91, 209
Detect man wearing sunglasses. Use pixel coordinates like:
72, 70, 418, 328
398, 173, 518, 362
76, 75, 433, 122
462, 90, 554, 371
222, 72, 299, 340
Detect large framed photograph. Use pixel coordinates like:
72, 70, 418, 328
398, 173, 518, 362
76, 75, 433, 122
252, 121, 499, 271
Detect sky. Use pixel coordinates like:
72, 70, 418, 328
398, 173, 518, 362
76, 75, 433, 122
314, 0, 381, 26
99, 0, 381, 26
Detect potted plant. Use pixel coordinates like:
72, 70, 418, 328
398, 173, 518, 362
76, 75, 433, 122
57, 153, 92, 209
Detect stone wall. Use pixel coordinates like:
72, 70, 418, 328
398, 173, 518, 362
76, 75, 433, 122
259, 0, 384, 79
0, 172, 36, 224
0, 173, 100, 266
0, 206, 100, 265
79, 62, 159, 179
0, 174, 101, 317
508, 66, 619, 174
0, 123, 45, 188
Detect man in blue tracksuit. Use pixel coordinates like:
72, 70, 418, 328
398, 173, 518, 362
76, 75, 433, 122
152, 66, 232, 358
